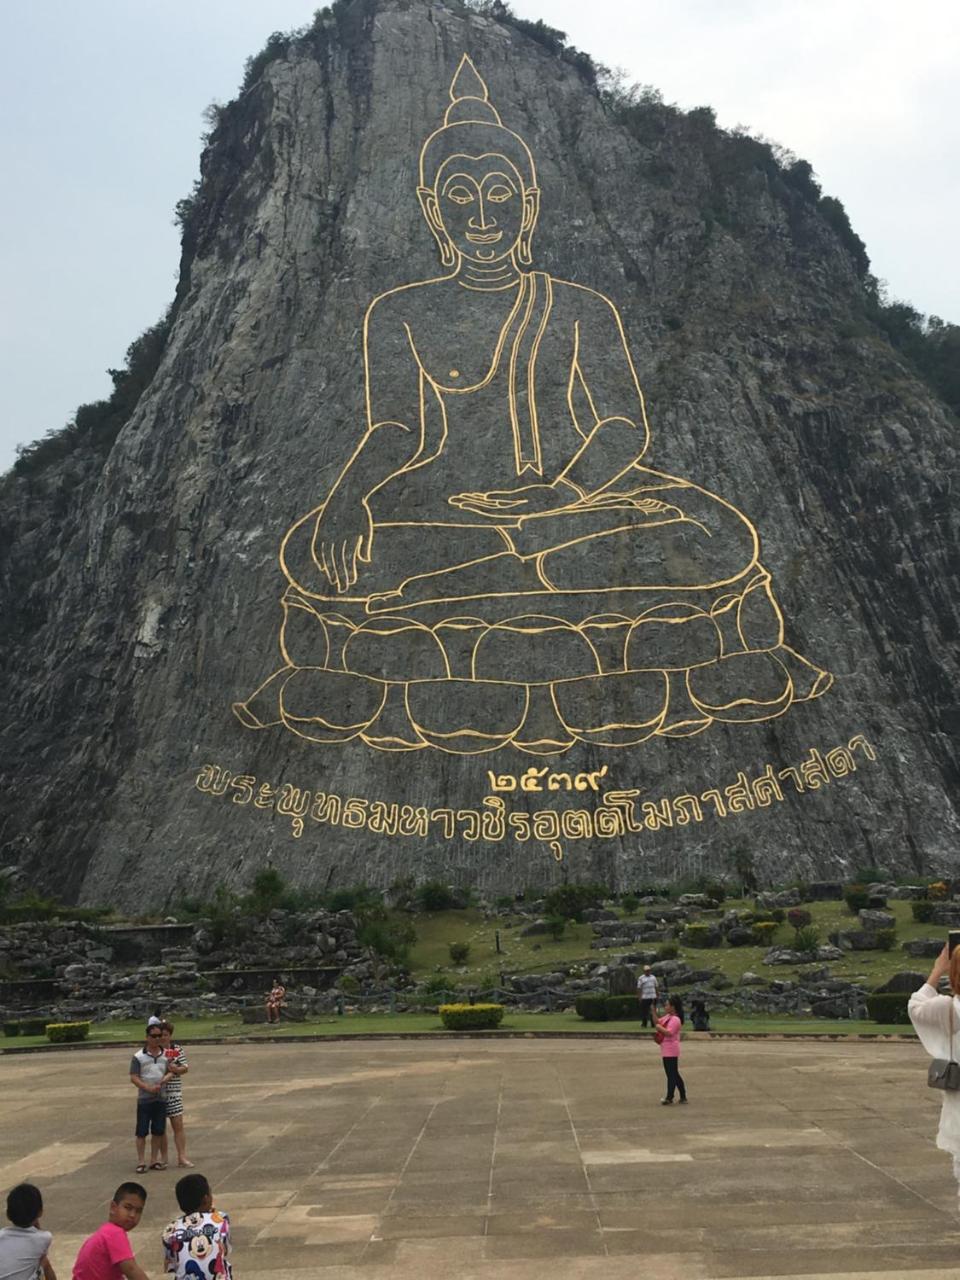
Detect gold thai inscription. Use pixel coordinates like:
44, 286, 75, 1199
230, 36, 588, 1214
194, 734, 877, 861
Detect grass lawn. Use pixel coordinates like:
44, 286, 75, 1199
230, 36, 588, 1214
408, 898, 939, 993
0, 1011, 917, 1048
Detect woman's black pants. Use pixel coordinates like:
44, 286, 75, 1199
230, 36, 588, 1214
662, 1057, 686, 1101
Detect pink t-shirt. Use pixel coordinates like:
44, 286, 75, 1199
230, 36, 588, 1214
73, 1223, 133, 1280
658, 1014, 682, 1058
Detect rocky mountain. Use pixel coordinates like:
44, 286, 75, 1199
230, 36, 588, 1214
1, 0, 958, 908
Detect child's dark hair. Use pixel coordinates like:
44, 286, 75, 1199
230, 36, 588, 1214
6, 1184, 42, 1228
112, 1182, 147, 1205
175, 1174, 211, 1214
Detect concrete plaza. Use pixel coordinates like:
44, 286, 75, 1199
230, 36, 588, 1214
1, 1036, 958, 1279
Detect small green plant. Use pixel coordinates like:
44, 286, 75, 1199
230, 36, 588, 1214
875, 928, 897, 951
843, 884, 870, 914
421, 974, 455, 999
438, 1002, 504, 1031
787, 908, 812, 934
682, 923, 719, 947
416, 881, 459, 912
865, 992, 911, 1024
338, 975, 360, 995
658, 942, 679, 960
912, 900, 936, 923
245, 867, 287, 917
546, 915, 566, 942
448, 941, 471, 965
793, 924, 820, 954
46, 1021, 91, 1044
752, 921, 779, 946
544, 883, 608, 922
495, 895, 514, 909
620, 894, 640, 915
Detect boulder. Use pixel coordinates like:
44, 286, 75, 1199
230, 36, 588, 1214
756, 889, 802, 909
858, 909, 895, 931
874, 971, 926, 994
903, 938, 945, 958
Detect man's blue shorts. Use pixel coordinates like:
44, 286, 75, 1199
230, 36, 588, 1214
135, 1097, 166, 1137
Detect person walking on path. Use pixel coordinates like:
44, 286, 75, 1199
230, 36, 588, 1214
157, 1025, 193, 1170
636, 966, 659, 1027
0, 1184, 57, 1280
655, 996, 687, 1105
72, 1183, 150, 1280
909, 942, 960, 1194
130, 1029, 171, 1172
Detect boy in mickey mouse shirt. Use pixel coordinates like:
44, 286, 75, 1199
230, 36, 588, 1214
161, 1177, 230, 1280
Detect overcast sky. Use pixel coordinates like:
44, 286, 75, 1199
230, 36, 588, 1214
1, 0, 956, 474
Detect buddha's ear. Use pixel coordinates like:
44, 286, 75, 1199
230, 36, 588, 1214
517, 187, 540, 266
417, 186, 456, 267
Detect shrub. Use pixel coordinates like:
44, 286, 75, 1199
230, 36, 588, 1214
843, 884, 870, 914
356, 910, 417, 965
18, 1019, 49, 1036
620, 894, 640, 915
752, 921, 779, 945
682, 924, 720, 947
448, 942, 470, 965
787, 908, 812, 933
495, 896, 514, 909
771, 908, 786, 924
794, 925, 820, 954
865, 992, 911, 1024
544, 883, 608, 922
928, 881, 949, 900
245, 867, 287, 917
416, 881, 459, 912
2, 1022, 20, 1037
605, 995, 641, 1020
658, 942, 679, 960
546, 915, 566, 941
438, 1003, 504, 1031
46, 1021, 91, 1044
911, 900, 936, 923
875, 928, 897, 951
420, 974, 455, 999
701, 881, 726, 907
327, 884, 382, 912
575, 994, 609, 1021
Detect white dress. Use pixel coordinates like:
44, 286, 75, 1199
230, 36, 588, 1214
908, 983, 960, 1156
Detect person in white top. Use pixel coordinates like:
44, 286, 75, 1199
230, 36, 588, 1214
636, 966, 659, 1028
0, 1183, 56, 1280
908, 941, 960, 1192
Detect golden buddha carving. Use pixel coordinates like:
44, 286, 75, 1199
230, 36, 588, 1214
235, 55, 832, 755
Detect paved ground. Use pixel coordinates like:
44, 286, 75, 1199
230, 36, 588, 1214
2, 1036, 959, 1279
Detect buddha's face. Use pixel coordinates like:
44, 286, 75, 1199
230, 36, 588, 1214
422, 153, 537, 265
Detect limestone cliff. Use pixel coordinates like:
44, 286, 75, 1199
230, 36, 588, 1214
1, 0, 958, 908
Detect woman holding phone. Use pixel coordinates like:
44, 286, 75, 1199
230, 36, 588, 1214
655, 996, 687, 1105
908, 938, 960, 1193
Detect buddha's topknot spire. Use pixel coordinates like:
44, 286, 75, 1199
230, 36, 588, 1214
445, 53, 501, 126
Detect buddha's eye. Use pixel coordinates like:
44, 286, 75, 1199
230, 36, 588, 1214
445, 185, 474, 205
486, 185, 514, 203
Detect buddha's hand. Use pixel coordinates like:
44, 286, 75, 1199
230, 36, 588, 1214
312, 494, 373, 592
449, 483, 578, 518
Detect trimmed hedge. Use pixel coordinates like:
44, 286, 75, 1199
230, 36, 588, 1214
46, 1021, 91, 1044
865, 993, 911, 1024
605, 995, 641, 1020
438, 1003, 504, 1031
844, 884, 870, 913
2, 1022, 21, 1037
18, 1019, 49, 1036
752, 922, 779, 945
682, 924, 720, 947
575, 995, 608, 1021
911, 900, 936, 923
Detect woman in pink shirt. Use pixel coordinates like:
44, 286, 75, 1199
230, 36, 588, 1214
655, 996, 687, 1104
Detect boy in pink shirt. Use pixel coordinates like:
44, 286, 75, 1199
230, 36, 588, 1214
73, 1184, 150, 1280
